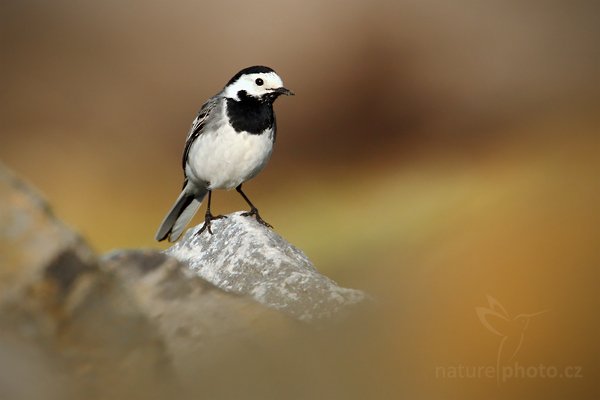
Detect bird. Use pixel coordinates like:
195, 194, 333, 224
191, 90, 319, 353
155, 66, 294, 242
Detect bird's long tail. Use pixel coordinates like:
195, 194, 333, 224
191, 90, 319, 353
155, 184, 207, 242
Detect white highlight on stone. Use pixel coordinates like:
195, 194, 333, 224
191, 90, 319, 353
166, 213, 366, 321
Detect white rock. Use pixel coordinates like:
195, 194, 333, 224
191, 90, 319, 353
166, 212, 366, 321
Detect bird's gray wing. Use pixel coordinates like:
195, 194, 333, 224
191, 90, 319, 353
182, 96, 220, 171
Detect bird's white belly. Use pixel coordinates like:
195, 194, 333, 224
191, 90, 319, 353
187, 124, 274, 190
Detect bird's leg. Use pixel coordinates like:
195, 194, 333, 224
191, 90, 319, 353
197, 191, 226, 235
236, 184, 273, 228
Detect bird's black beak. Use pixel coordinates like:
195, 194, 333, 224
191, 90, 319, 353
273, 87, 295, 96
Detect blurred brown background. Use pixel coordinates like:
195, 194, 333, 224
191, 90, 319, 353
1, 0, 599, 398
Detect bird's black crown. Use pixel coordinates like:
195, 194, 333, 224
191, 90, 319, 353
226, 66, 276, 86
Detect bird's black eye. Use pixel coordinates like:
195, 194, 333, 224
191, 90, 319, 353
255, 78, 264, 86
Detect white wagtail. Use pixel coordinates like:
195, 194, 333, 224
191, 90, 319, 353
156, 66, 294, 242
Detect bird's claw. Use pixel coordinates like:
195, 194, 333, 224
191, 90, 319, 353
197, 213, 227, 235
241, 208, 273, 228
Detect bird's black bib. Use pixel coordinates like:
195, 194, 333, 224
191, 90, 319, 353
226, 91, 275, 135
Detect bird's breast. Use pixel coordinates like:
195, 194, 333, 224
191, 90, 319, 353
186, 123, 274, 190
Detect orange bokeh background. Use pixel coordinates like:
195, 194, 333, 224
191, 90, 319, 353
1, 1, 598, 398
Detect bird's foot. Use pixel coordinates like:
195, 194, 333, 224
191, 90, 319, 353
197, 213, 227, 235
241, 208, 273, 228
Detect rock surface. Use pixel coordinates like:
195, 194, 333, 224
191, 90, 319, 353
0, 163, 167, 398
166, 213, 366, 321
102, 249, 291, 385
0, 163, 368, 399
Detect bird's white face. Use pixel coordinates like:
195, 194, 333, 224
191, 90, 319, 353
223, 72, 287, 100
